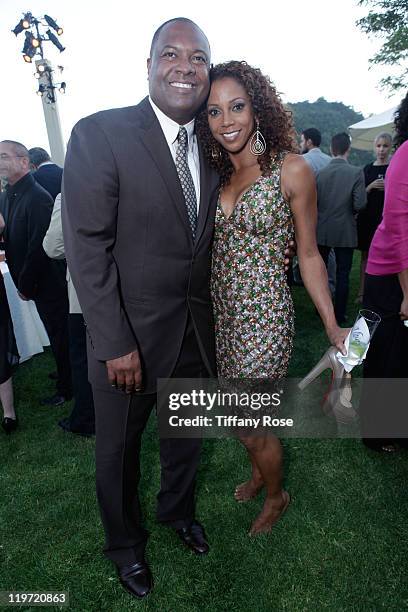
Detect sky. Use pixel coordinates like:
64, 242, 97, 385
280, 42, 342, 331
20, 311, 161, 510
0, 0, 404, 152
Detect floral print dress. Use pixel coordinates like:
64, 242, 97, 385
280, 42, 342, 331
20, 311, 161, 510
211, 153, 295, 380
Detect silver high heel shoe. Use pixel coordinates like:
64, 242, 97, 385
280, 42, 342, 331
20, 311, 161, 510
298, 346, 344, 390
299, 347, 356, 424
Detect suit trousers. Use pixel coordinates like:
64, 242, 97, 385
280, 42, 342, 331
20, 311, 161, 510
67, 314, 95, 434
34, 288, 72, 399
93, 316, 207, 566
318, 246, 354, 324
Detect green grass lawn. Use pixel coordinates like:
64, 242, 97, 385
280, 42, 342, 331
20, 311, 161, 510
1, 254, 408, 611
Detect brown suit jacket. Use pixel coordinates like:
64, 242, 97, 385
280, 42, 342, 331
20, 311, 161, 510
62, 97, 219, 392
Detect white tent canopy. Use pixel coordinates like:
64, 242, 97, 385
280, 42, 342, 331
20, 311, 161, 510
349, 107, 397, 151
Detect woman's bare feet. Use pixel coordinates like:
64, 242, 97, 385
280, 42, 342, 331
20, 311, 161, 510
234, 478, 263, 502
249, 490, 290, 535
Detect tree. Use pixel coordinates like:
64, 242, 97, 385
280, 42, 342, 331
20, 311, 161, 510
356, 0, 408, 92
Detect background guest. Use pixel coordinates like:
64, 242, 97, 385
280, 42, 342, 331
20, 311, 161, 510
300, 128, 331, 175
0, 213, 19, 433
360, 93, 408, 452
29, 147, 63, 201
0, 140, 72, 406
355, 132, 392, 303
317, 132, 367, 324
43, 193, 95, 436
300, 127, 335, 294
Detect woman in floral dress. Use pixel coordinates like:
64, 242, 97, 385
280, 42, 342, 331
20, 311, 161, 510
196, 62, 347, 535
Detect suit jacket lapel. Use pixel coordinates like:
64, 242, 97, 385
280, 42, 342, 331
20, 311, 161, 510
138, 99, 193, 246
194, 141, 212, 248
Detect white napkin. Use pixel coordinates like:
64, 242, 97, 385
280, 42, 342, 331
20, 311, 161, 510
336, 316, 371, 373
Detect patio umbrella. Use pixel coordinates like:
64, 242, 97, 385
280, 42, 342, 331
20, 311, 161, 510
349, 107, 397, 151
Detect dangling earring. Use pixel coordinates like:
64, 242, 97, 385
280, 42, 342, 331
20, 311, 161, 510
249, 119, 266, 156
211, 145, 221, 160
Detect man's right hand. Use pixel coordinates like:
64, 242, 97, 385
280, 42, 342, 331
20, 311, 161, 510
106, 349, 143, 394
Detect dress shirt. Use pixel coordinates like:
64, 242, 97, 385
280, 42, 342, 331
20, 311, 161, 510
303, 147, 332, 176
149, 97, 200, 209
37, 161, 54, 168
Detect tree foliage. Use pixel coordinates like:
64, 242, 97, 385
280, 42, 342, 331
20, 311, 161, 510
289, 97, 373, 166
356, 0, 408, 92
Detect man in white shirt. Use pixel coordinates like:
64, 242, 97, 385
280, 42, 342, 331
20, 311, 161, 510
62, 18, 216, 599
43, 194, 95, 436
300, 128, 335, 293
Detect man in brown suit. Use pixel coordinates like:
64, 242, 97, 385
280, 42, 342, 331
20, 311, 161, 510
62, 18, 218, 599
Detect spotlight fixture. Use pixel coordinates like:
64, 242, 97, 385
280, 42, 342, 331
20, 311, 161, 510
22, 14, 32, 29
12, 10, 67, 105
12, 19, 26, 36
46, 29, 65, 52
22, 31, 37, 62
12, 11, 66, 65
44, 15, 63, 36
12, 12, 31, 35
34, 63, 49, 78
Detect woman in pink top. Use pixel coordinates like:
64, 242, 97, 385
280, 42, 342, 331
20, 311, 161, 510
360, 92, 408, 453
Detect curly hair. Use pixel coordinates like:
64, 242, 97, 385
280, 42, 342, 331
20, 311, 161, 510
394, 90, 408, 149
195, 61, 297, 185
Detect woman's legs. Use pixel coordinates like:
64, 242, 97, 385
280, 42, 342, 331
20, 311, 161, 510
238, 434, 289, 535
0, 377, 15, 420
234, 449, 264, 501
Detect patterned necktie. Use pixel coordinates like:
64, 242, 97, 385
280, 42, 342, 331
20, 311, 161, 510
175, 126, 198, 240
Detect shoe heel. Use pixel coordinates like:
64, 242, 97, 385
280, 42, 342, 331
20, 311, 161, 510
298, 352, 331, 390
340, 372, 352, 404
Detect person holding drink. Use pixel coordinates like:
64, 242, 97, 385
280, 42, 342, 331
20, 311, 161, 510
356, 133, 392, 303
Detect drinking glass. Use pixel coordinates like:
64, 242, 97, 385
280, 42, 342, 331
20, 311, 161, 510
348, 309, 381, 360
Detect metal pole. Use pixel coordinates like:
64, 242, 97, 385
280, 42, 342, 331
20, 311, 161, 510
35, 58, 65, 166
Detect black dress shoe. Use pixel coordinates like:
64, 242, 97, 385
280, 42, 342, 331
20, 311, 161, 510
58, 418, 94, 438
117, 561, 153, 599
2, 417, 18, 434
40, 394, 70, 407
176, 521, 209, 555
